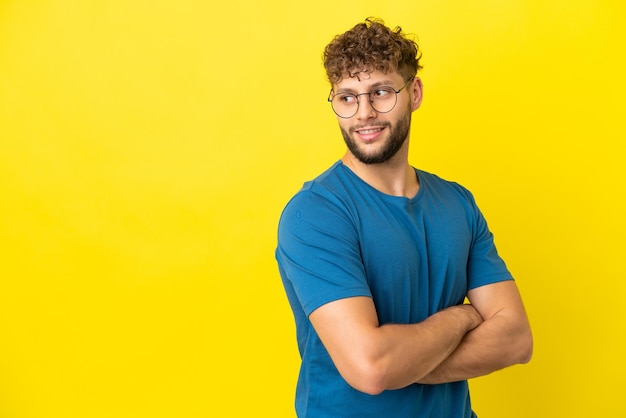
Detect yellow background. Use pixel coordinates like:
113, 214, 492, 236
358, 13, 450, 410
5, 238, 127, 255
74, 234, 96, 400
1, 0, 624, 417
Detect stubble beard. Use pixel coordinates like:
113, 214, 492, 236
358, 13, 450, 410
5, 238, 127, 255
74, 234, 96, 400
340, 108, 412, 165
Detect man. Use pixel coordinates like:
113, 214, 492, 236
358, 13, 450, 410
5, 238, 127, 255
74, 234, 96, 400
275, 18, 532, 418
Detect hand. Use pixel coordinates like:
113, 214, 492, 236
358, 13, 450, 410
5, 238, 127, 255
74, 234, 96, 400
451, 304, 483, 332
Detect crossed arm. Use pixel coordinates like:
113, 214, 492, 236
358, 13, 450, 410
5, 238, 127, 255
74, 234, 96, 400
308, 280, 533, 395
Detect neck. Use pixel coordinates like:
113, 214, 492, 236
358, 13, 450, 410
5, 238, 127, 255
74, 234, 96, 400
341, 147, 419, 198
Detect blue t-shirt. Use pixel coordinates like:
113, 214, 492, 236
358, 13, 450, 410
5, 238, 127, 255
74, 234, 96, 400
276, 161, 512, 418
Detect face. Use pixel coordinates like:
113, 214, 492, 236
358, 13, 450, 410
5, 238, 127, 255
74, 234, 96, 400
333, 71, 419, 165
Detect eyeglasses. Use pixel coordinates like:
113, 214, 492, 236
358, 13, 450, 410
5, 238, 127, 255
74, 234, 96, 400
327, 77, 414, 119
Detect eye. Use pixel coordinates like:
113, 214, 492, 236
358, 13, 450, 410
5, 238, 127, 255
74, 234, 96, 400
371, 88, 393, 99
336, 94, 357, 104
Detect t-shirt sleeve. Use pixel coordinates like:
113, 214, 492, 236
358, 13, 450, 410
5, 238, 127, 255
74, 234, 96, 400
276, 188, 372, 317
465, 190, 514, 290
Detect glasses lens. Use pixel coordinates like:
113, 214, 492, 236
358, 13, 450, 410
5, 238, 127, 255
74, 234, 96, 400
331, 94, 357, 118
370, 87, 398, 113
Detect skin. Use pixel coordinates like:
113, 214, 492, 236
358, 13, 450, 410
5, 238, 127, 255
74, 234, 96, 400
309, 70, 533, 395
336, 71, 422, 198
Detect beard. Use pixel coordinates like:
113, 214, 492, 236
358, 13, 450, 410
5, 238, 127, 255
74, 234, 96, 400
340, 107, 412, 165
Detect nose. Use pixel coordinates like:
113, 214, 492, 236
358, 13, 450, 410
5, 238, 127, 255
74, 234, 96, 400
355, 94, 376, 120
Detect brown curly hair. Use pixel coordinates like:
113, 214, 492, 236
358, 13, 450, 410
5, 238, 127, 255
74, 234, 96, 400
323, 18, 422, 85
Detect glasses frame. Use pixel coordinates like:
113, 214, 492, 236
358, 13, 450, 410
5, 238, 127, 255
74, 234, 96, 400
327, 77, 414, 119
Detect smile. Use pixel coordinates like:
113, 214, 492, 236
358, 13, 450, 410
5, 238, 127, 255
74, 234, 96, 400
352, 124, 388, 135
357, 128, 383, 134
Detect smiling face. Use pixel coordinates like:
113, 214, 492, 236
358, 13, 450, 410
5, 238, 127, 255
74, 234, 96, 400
334, 71, 421, 165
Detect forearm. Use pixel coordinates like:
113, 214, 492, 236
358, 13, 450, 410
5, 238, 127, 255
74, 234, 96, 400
310, 297, 484, 395
365, 304, 483, 392
416, 310, 533, 384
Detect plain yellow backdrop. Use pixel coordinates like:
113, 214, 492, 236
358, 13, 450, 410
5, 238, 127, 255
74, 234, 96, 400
1, 0, 624, 417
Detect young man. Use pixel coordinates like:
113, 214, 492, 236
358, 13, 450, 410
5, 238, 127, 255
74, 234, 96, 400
275, 18, 532, 418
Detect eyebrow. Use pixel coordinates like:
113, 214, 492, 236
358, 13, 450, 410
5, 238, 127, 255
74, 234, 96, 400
335, 80, 396, 94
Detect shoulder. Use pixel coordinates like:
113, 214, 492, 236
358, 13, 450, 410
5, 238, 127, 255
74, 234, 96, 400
278, 162, 359, 235
416, 169, 475, 203
281, 162, 357, 219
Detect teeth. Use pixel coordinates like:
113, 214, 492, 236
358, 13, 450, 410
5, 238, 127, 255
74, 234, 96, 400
360, 128, 381, 134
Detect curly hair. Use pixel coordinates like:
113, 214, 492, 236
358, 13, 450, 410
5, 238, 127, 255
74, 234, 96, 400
323, 18, 422, 85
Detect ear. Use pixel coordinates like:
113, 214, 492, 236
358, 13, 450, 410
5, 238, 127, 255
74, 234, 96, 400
410, 77, 424, 111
